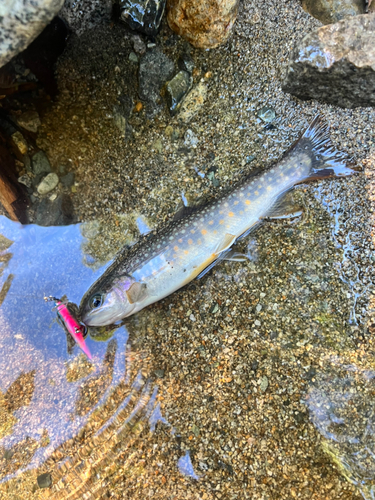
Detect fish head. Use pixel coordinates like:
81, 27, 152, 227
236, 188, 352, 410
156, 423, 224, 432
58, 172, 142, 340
80, 274, 137, 326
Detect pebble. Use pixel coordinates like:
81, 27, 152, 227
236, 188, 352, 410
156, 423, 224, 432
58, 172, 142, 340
37, 472, 52, 489
37, 173, 59, 195
11, 131, 28, 155
257, 106, 276, 123
132, 34, 146, 55
17, 110, 41, 133
18, 174, 32, 189
31, 151, 52, 176
129, 52, 138, 63
165, 70, 193, 116
184, 129, 198, 148
60, 172, 75, 188
178, 82, 207, 123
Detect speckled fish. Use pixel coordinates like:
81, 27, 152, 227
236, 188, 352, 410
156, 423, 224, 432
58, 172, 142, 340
80, 115, 355, 326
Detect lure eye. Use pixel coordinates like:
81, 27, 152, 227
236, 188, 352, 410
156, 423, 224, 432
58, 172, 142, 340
90, 293, 103, 309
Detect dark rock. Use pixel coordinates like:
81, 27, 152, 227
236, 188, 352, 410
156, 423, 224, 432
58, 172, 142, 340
60, 172, 75, 188
166, 70, 193, 115
31, 151, 52, 176
37, 472, 52, 489
282, 14, 375, 108
60, 0, 112, 35
0, 0, 64, 68
178, 53, 195, 73
302, 0, 365, 24
119, 0, 167, 36
35, 194, 75, 226
139, 48, 174, 116
154, 369, 165, 378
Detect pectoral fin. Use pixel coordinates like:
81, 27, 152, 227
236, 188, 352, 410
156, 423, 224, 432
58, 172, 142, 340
126, 282, 148, 304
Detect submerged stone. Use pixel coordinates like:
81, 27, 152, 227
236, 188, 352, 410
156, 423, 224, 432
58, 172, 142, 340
282, 14, 375, 108
257, 106, 276, 123
167, 0, 240, 49
37, 472, 52, 489
119, 0, 166, 36
302, 0, 365, 24
178, 82, 207, 123
32, 151, 52, 176
139, 48, 175, 116
166, 71, 193, 116
35, 194, 75, 226
37, 173, 59, 195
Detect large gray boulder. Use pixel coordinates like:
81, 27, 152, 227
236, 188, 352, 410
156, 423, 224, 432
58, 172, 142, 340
0, 0, 64, 69
282, 14, 375, 108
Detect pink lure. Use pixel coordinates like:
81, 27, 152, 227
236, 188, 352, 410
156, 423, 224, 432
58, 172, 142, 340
45, 296, 92, 360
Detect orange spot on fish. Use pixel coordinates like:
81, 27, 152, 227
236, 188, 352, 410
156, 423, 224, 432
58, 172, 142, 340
245, 200, 251, 205
190, 229, 195, 234
254, 191, 259, 196
213, 230, 218, 234
234, 200, 239, 205
201, 229, 207, 235
174, 245, 179, 251
228, 212, 234, 217
209, 220, 214, 225
219, 219, 224, 224
184, 250, 189, 255
188, 239, 193, 245
178, 238, 183, 243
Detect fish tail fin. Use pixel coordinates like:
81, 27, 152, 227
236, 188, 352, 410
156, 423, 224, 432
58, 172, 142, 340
296, 115, 357, 182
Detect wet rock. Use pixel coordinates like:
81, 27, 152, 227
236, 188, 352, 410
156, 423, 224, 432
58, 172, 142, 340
0, 0, 64, 68
184, 129, 198, 148
32, 151, 52, 176
59, 0, 112, 36
35, 194, 75, 226
139, 48, 174, 116
11, 132, 28, 155
18, 175, 33, 189
166, 71, 193, 116
178, 52, 195, 73
60, 172, 75, 188
302, 0, 365, 24
178, 82, 207, 123
119, 0, 167, 36
16, 110, 41, 133
37, 173, 59, 195
37, 472, 52, 489
282, 14, 375, 108
129, 52, 138, 63
167, 0, 240, 49
257, 106, 276, 123
132, 34, 147, 55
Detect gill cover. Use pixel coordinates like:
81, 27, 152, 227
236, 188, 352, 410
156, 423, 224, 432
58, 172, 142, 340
80, 273, 148, 326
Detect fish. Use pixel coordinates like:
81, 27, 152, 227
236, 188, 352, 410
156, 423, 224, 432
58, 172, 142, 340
45, 296, 92, 359
80, 115, 356, 326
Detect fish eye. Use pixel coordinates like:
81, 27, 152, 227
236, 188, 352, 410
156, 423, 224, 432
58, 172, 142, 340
90, 293, 103, 309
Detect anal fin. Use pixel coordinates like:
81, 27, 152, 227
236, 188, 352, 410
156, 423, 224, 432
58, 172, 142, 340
264, 192, 303, 220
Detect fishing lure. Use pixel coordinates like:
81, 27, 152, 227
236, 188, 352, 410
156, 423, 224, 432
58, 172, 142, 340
45, 296, 92, 360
